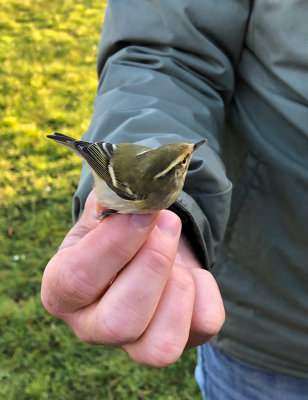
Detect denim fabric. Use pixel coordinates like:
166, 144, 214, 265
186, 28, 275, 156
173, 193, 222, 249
195, 344, 308, 400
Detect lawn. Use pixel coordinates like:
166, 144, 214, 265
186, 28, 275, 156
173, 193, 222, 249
0, 0, 201, 398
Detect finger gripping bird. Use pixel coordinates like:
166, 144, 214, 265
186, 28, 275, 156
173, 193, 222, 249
47, 132, 206, 218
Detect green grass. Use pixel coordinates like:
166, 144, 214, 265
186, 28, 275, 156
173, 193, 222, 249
0, 0, 201, 398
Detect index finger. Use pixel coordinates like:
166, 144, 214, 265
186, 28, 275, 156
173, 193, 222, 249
58, 191, 104, 252
41, 211, 158, 316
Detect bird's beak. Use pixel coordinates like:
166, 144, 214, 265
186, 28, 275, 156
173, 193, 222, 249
193, 139, 207, 152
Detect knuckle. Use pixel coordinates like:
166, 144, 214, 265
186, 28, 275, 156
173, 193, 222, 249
142, 338, 183, 368
73, 325, 98, 346
193, 302, 226, 338
104, 234, 132, 264
96, 306, 143, 345
73, 220, 91, 238
40, 289, 54, 315
144, 247, 173, 277
73, 331, 93, 345
41, 268, 65, 318
201, 309, 226, 337
40, 287, 66, 319
61, 309, 99, 345
171, 267, 195, 295
59, 259, 94, 302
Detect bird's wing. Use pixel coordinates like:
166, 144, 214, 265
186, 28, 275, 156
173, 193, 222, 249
83, 142, 144, 202
47, 133, 148, 202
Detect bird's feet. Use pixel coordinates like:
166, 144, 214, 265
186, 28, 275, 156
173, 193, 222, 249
96, 208, 118, 220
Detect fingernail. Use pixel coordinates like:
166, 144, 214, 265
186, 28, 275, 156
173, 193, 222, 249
156, 211, 181, 236
131, 213, 157, 228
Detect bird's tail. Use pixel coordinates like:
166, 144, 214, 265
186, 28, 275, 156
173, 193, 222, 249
46, 132, 89, 156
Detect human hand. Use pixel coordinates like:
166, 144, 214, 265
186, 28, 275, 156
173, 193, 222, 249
41, 191, 224, 367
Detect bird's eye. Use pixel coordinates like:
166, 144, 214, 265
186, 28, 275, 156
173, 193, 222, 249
180, 157, 187, 165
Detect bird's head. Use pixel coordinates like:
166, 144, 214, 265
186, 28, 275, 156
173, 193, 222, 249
140, 139, 206, 187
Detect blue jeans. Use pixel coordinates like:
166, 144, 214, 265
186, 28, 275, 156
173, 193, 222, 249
195, 343, 308, 400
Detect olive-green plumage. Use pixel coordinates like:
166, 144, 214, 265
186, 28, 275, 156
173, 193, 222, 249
47, 132, 206, 216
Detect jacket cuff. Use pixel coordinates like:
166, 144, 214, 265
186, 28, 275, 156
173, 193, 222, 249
72, 168, 93, 224
169, 191, 211, 270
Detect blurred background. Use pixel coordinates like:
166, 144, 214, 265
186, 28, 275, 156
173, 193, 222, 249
0, 0, 200, 398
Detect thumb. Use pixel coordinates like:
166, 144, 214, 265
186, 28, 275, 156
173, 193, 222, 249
58, 190, 99, 252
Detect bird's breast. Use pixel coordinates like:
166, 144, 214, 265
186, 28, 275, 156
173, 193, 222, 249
94, 176, 182, 214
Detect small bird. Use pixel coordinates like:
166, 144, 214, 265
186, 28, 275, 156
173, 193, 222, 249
47, 132, 206, 218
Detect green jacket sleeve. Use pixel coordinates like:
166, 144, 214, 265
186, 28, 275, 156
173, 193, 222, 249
73, 0, 250, 268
